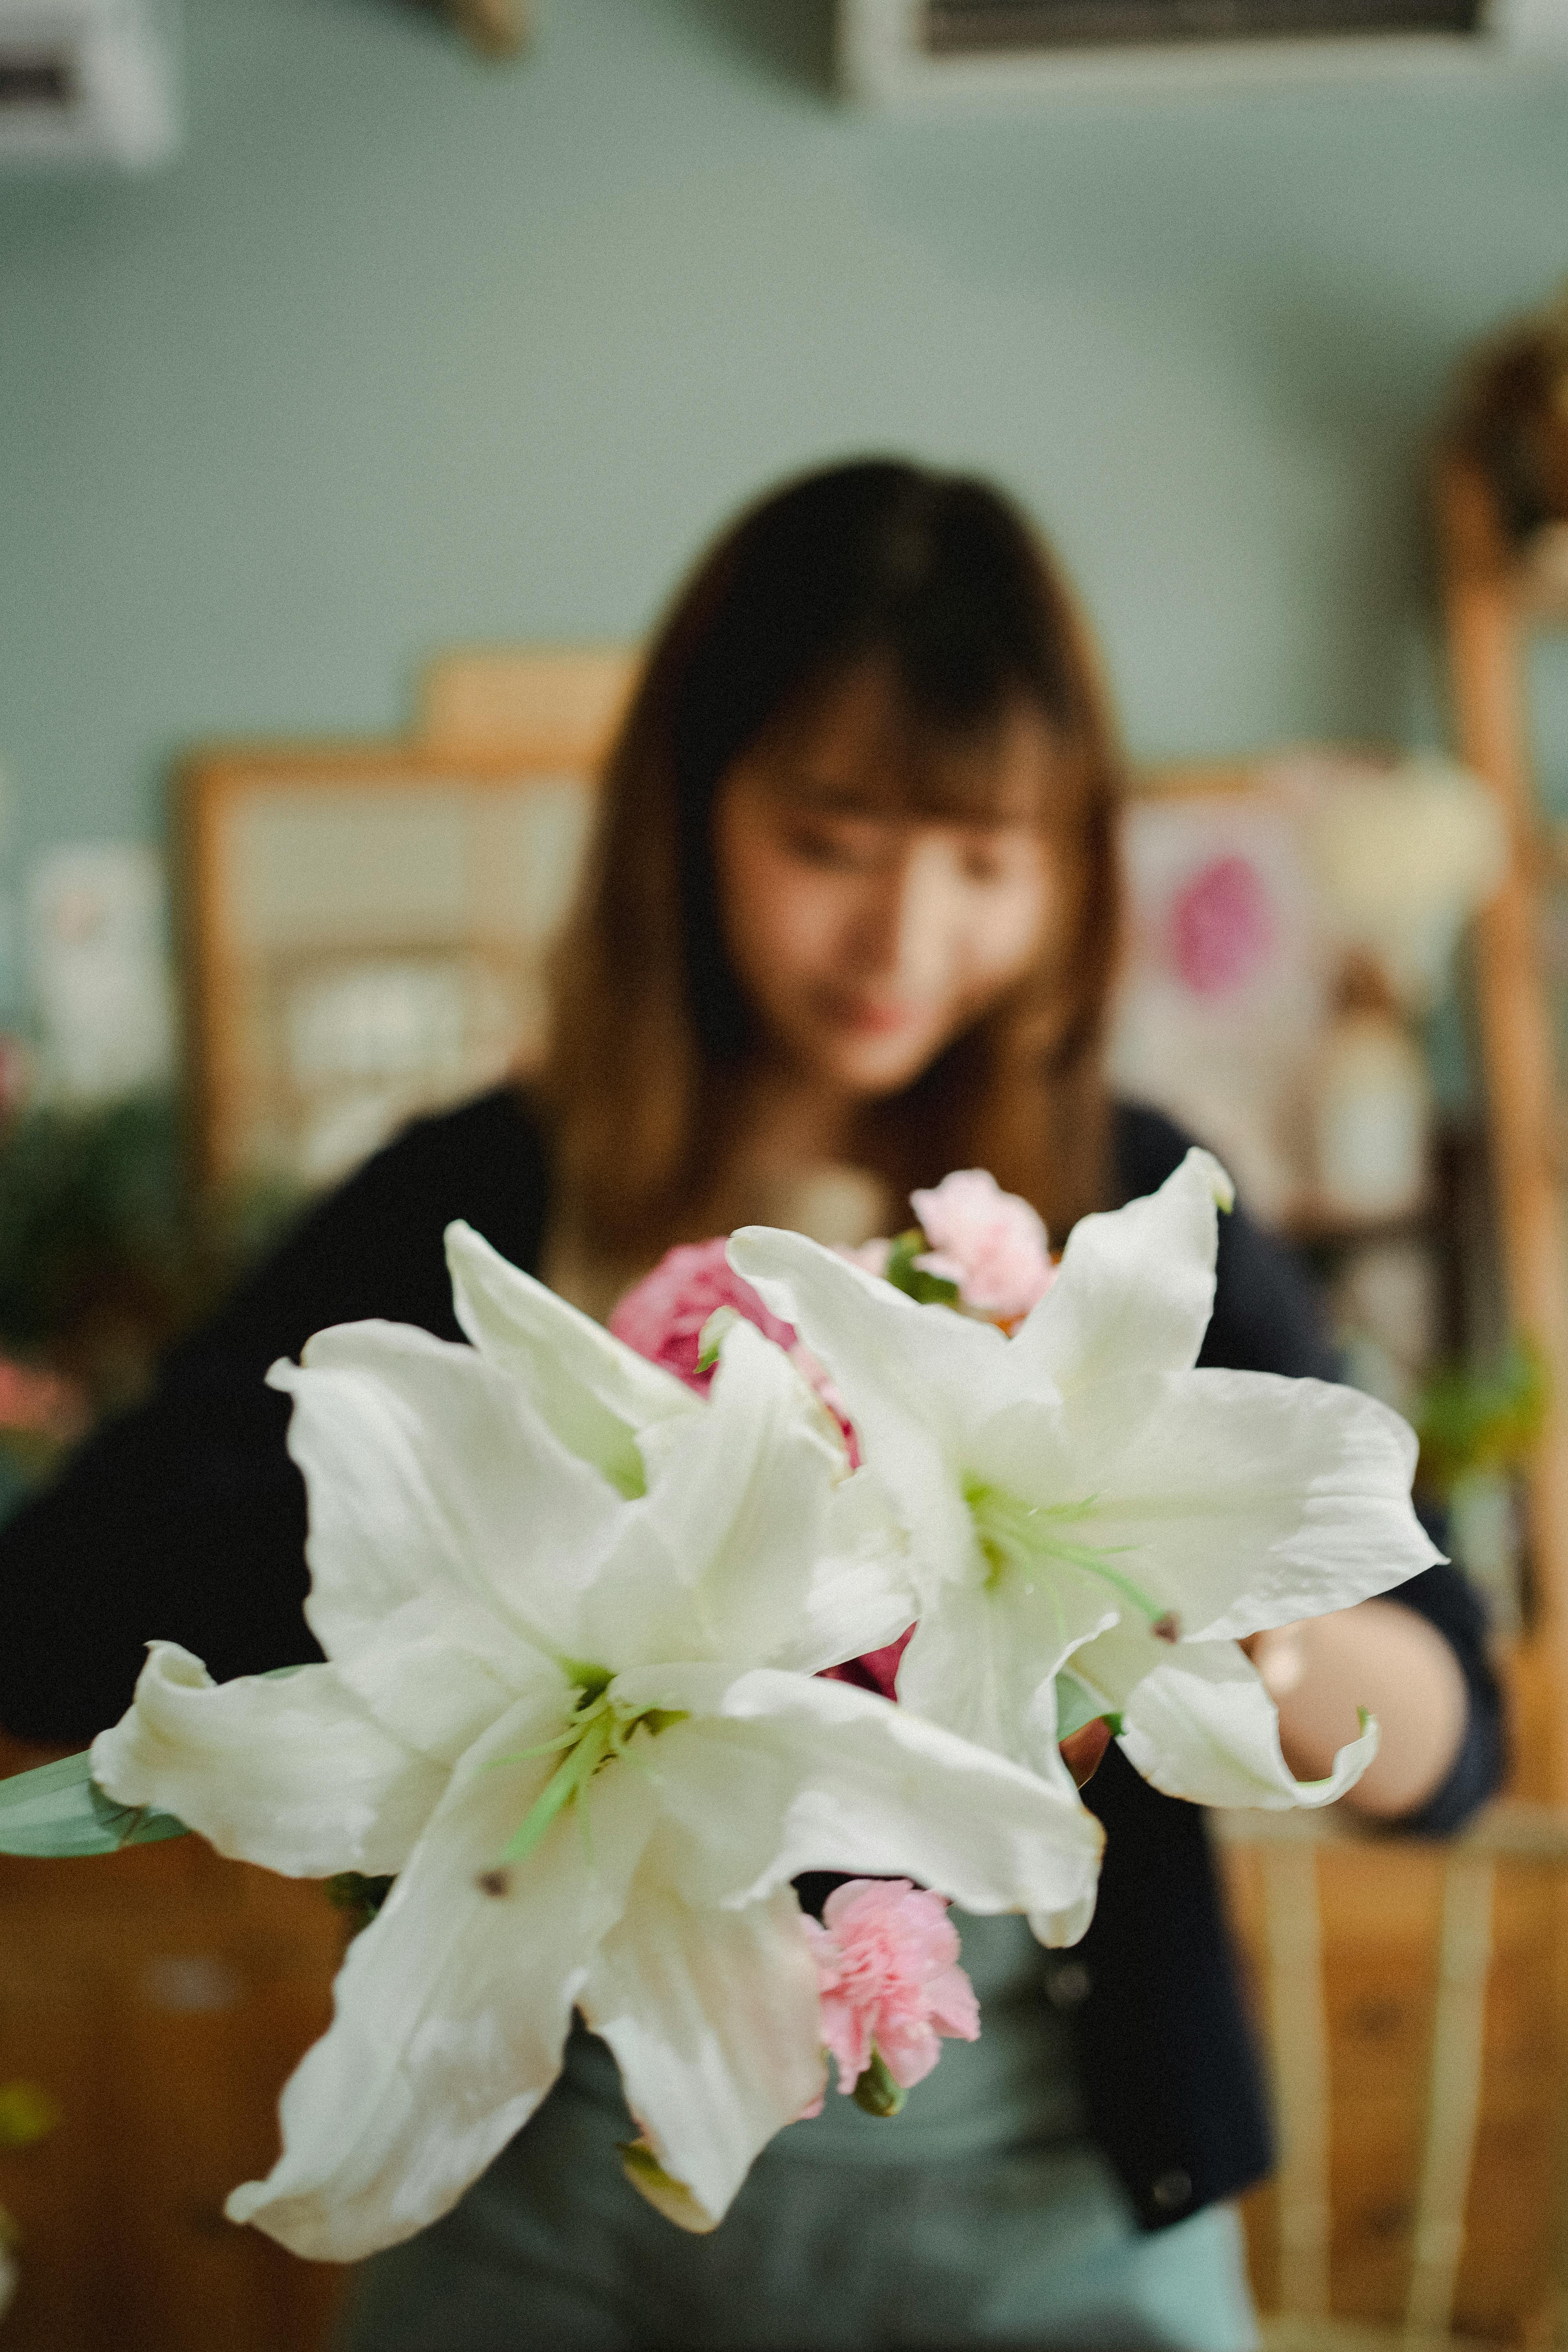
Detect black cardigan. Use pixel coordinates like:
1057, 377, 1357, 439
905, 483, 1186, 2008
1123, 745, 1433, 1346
0, 1089, 1504, 2230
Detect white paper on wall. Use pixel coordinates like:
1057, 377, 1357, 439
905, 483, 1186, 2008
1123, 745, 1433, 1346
27, 842, 176, 1102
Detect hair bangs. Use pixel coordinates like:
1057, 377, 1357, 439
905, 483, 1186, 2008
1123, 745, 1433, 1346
543, 457, 1124, 1264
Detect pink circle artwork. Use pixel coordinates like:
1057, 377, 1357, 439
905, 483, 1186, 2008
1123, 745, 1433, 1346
1169, 855, 1276, 996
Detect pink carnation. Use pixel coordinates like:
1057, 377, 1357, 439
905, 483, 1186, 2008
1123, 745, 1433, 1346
908, 1169, 1054, 1324
801, 1879, 980, 2104
837, 1238, 892, 1279
608, 1238, 798, 1393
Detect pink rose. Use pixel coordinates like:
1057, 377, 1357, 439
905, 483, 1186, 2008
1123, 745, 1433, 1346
608, 1238, 798, 1394
609, 1240, 859, 1462
908, 1169, 1054, 1325
800, 1879, 980, 2104
820, 1626, 911, 1703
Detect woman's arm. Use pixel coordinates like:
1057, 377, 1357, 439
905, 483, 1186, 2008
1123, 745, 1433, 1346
1246, 1601, 1470, 1818
1116, 1102, 1507, 1832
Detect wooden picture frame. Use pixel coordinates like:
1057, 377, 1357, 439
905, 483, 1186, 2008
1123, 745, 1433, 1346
179, 743, 597, 1194
181, 647, 638, 1196
416, 643, 637, 758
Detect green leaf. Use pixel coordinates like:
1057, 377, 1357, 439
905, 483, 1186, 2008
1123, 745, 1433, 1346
325, 1871, 395, 1935
0, 1749, 190, 1857
1053, 1670, 1105, 1743
882, 1230, 960, 1309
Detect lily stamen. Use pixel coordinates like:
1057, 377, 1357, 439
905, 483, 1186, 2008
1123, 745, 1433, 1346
493, 1679, 690, 1870
963, 1481, 1167, 1630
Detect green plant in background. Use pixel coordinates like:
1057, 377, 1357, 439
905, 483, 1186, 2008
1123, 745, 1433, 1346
0, 1091, 300, 1504
0, 1092, 208, 1401
1413, 1338, 1548, 1497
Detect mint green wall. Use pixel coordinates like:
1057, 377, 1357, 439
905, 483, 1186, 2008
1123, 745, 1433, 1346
2, 0, 1567, 892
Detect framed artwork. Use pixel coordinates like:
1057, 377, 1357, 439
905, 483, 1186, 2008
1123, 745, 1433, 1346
1110, 759, 1331, 1229
182, 648, 637, 1195
180, 744, 597, 1193
1111, 750, 1503, 1232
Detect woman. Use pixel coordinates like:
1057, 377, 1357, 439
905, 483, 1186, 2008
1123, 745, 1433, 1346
0, 461, 1501, 2348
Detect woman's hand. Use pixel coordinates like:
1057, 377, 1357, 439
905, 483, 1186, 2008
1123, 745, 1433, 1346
1243, 1599, 1470, 1819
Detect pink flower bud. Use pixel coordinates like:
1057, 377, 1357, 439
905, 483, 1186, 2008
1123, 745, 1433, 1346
799, 1879, 980, 2112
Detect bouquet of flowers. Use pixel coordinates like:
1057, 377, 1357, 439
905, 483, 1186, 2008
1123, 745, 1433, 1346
0, 1150, 1436, 2259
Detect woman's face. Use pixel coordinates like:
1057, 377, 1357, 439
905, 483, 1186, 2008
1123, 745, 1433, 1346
712, 664, 1059, 1100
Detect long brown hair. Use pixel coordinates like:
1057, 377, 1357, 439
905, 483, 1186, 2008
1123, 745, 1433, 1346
542, 458, 1123, 1259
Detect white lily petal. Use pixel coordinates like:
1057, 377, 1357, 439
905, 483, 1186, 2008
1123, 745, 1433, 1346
1009, 1147, 1230, 1393
895, 1573, 1116, 1782
225, 1693, 659, 2263
446, 1221, 696, 1494
90, 1644, 445, 1878
1054, 1367, 1441, 1641
777, 1465, 916, 1676
574, 1321, 853, 1672
273, 1324, 620, 1669
1072, 1618, 1380, 1809
614, 1663, 1103, 1934
730, 1225, 1016, 1439
1028, 1884, 1103, 1951
582, 1875, 823, 2232
323, 1597, 565, 1769
728, 1227, 995, 1593
580, 1324, 911, 1677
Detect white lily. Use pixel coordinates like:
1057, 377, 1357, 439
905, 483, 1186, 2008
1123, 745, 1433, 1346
90, 1228, 1103, 2261
731, 1148, 1441, 1844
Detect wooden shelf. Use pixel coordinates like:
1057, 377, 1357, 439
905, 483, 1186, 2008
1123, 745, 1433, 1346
1437, 451, 1568, 1753
1276, 1198, 1434, 1252
1227, 449, 1568, 2350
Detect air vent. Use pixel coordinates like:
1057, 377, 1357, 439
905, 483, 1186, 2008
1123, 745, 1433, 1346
840, 0, 1568, 102
923, 0, 1486, 54
0, 0, 179, 167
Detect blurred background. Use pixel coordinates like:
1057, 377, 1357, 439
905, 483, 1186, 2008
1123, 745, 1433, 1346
3, 1, 1568, 2345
